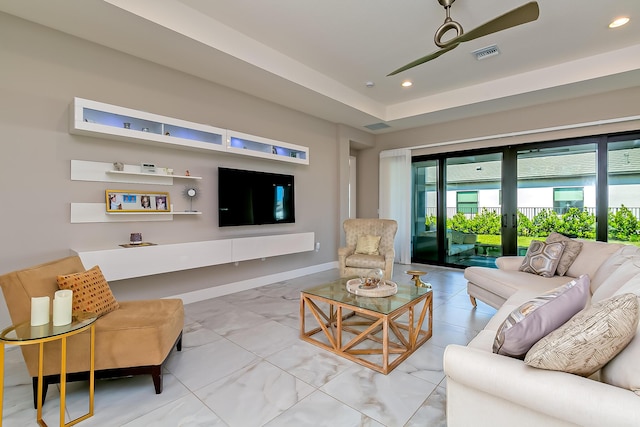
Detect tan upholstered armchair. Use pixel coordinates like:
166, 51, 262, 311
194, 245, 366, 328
0, 256, 183, 407
338, 218, 398, 281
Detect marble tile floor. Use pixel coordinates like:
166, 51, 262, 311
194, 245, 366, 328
1, 264, 496, 427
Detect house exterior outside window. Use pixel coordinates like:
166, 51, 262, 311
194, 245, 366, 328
457, 191, 478, 214
553, 187, 584, 214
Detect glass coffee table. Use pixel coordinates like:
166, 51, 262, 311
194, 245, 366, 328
300, 278, 432, 374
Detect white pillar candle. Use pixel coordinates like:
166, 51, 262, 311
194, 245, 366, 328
30, 296, 50, 326
53, 290, 73, 326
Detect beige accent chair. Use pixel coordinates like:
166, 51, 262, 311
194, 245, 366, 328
0, 256, 183, 407
338, 218, 398, 281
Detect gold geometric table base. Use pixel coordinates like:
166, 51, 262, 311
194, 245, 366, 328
300, 290, 432, 374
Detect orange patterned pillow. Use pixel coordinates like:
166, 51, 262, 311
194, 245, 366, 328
57, 265, 119, 318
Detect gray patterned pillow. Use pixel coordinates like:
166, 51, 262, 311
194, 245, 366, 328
493, 275, 590, 359
545, 232, 583, 276
524, 293, 639, 377
519, 240, 565, 277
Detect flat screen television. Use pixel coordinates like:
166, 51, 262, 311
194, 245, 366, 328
218, 167, 295, 227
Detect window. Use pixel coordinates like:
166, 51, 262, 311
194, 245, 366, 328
553, 187, 584, 214
457, 191, 478, 214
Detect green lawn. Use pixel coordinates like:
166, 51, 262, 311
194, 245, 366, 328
476, 234, 640, 249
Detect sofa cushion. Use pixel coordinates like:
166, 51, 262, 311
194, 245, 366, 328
465, 267, 571, 304
545, 232, 583, 276
519, 240, 565, 277
591, 258, 640, 302
566, 240, 623, 281
462, 233, 477, 244
345, 253, 385, 270
57, 265, 120, 318
354, 234, 381, 255
493, 275, 590, 359
590, 244, 640, 294
524, 293, 639, 377
600, 276, 640, 395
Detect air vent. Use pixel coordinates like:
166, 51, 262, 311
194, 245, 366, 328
471, 44, 500, 61
364, 122, 391, 131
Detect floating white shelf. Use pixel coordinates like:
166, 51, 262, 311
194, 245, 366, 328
71, 204, 202, 223
70, 97, 309, 165
70, 97, 227, 154
226, 130, 309, 165
74, 232, 315, 281
105, 170, 202, 180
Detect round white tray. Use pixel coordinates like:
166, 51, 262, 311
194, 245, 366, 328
346, 279, 398, 297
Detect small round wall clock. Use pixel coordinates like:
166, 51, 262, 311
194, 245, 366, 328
183, 186, 199, 212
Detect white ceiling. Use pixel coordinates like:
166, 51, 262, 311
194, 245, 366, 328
2, 0, 639, 133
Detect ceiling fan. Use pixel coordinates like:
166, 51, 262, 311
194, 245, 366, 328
388, 0, 540, 76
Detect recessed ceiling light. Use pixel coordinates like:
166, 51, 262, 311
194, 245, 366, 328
609, 17, 630, 28
401, 80, 413, 88
365, 81, 375, 88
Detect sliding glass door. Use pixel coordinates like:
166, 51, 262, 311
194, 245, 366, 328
412, 160, 438, 263
411, 153, 503, 268
608, 138, 640, 244
516, 143, 597, 254
445, 153, 502, 267
411, 130, 640, 268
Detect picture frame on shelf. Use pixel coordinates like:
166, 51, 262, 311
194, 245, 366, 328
106, 190, 170, 212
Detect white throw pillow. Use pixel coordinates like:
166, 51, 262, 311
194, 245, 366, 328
600, 277, 640, 395
525, 293, 639, 377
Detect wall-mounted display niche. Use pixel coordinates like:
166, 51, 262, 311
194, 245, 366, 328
227, 130, 308, 164
70, 98, 309, 165
70, 160, 202, 223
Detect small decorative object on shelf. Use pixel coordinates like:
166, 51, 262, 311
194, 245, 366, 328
123, 122, 131, 129
166, 168, 174, 175
185, 170, 190, 176
113, 161, 124, 171
130, 232, 143, 244
142, 127, 150, 132
183, 186, 199, 212
141, 162, 156, 173
406, 270, 431, 289
272, 146, 277, 154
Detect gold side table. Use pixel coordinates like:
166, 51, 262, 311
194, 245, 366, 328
406, 270, 431, 289
0, 316, 96, 427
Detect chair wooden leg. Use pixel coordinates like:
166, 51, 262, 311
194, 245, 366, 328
32, 377, 49, 409
469, 295, 477, 307
151, 365, 163, 394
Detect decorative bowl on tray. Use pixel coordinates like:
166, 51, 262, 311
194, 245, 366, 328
346, 278, 398, 297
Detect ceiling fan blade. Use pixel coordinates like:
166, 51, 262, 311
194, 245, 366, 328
387, 43, 459, 76
452, 1, 540, 45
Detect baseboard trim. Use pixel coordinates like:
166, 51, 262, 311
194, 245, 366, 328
166, 261, 338, 304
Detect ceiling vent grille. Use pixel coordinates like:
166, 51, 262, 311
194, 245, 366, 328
364, 122, 391, 131
472, 44, 500, 60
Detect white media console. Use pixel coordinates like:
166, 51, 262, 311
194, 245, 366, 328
74, 232, 315, 281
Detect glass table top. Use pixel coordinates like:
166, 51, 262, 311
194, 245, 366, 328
302, 277, 431, 315
0, 316, 97, 343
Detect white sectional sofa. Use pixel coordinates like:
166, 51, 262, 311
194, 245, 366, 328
445, 238, 640, 427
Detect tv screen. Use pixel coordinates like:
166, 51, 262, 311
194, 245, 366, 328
218, 167, 295, 227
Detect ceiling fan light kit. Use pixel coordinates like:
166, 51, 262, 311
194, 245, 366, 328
388, 1, 539, 76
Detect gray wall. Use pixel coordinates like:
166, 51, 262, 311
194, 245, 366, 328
356, 86, 640, 218
0, 13, 342, 326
